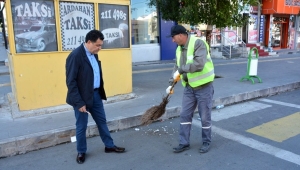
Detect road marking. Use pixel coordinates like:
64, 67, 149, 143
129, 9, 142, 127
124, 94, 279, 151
247, 112, 300, 142
0, 83, 11, 87
258, 99, 300, 109
132, 57, 300, 74
212, 101, 272, 121
132, 68, 172, 74
215, 57, 300, 66
193, 121, 300, 166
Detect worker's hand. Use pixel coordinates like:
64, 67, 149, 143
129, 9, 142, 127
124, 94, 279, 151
166, 86, 174, 94
173, 70, 180, 82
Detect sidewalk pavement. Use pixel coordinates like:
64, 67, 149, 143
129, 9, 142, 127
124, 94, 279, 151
0, 49, 300, 158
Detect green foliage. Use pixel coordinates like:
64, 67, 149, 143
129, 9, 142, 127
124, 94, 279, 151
148, 0, 260, 27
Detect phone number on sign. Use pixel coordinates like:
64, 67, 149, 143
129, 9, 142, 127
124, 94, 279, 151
65, 36, 85, 46
101, 9, 127, 20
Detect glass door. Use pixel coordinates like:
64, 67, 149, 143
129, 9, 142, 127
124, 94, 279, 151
271, 23, 281, 49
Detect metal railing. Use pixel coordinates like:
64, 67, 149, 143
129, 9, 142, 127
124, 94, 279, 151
211, 30, 246, 58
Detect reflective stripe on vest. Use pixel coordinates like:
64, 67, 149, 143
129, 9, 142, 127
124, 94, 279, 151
176, 36, 214, 87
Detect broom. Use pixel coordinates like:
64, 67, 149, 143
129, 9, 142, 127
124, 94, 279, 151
141, 81, 177, 126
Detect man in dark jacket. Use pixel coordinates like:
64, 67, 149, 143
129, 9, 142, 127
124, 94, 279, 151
66, 30, 125, 164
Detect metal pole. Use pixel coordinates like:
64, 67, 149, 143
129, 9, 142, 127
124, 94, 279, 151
257, 1, 261, 44
268, 14, 273, 51
230, 45, 232, 59
294, 15, 299, 50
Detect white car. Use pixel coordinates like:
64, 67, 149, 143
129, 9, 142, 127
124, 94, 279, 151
15, 24, 56, 52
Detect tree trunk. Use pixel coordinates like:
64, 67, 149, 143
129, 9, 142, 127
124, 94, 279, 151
206, 30, 212, 53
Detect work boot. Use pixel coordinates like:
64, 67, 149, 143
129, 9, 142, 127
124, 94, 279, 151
199, 142, 210, 153
173, 144, 190, 153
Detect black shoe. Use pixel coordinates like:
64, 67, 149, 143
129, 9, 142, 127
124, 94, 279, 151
105, 146, 125, 153
199, 142, 210, 153
173, 144, 190, 153
76, 153, 85, 164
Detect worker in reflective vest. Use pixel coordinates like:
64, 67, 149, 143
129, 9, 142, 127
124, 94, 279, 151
166, 25, 215, 153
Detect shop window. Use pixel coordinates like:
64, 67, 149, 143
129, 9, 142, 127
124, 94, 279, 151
131, 0, 159, 45
248, 15, 258, 43
11, 0, 58, 53
99, 4, 129, 49
59, 2, 95, 51
285, 0, 300, 6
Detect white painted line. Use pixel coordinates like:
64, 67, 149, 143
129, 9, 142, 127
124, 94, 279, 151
132, 57, 300, 74
258, 99, 300, 109
132, 68, 172, 74
0, 83, 11, 87
212, 101, 272, 121
193, 121, 300, 166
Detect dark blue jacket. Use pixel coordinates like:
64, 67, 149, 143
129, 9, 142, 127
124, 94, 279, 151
66, 44, 107, 110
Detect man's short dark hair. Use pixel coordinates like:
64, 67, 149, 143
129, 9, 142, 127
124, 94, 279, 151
85, 30, 105, 43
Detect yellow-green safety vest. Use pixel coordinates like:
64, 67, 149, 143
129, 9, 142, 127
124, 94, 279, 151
176, 36, 214, 87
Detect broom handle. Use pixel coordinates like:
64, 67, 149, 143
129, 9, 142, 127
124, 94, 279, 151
166, 81, 177, 98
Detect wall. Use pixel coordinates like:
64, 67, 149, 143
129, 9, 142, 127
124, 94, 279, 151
262, 0, 300, 14
132, 44, 160, 62
160, 20, 176, 60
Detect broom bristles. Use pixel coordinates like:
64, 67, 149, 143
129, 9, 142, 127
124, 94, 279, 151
141, 95, 170, 126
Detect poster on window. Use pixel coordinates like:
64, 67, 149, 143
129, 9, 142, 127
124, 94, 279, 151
11, 0, 57, 53
248, 30, 258, 43
289, 28, 295, 49
228, 31, 237, 43
98, 4, 129, 49
60, 2, 94, 51
248, 14, 258, 43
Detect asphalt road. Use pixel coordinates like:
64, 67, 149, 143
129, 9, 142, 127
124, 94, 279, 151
1, 54, 300, 169
1, 88, 299, 170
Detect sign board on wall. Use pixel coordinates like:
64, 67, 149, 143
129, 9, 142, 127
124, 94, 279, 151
98, 4, 129, 49
60, 2, 95, 51
248, 14, 258, 43
11, 0, 57, 53
228, 31, 237, 43
289, 28, 295, 49
259, 15, 265, 43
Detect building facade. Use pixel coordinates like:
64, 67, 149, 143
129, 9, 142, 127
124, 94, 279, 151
262, 0, 300, 50
5, 0, 132, 110
129, 1, 264, 62
130, 0, 176, 62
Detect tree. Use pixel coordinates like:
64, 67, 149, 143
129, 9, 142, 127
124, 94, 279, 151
149, 0, 259, 27
148, 0, 260, 45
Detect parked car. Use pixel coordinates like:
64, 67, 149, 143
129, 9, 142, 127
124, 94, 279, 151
15, 24, 56, 52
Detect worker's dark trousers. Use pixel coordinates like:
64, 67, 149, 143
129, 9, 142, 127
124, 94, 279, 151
179, 83, 214, 145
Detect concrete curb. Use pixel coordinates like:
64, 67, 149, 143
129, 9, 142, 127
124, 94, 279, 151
8, 93, 137, 119
1, 82, 300, 158
277, 50, 300, 55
